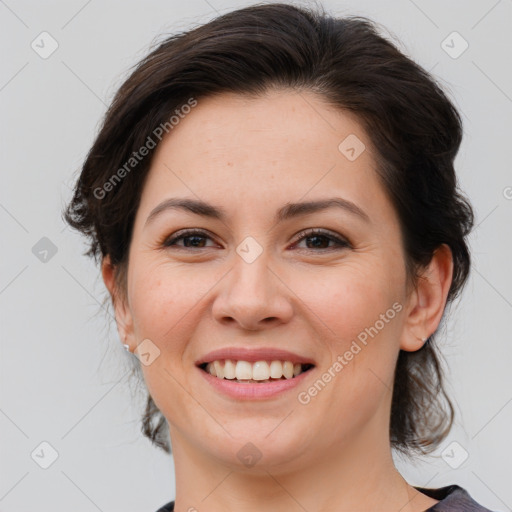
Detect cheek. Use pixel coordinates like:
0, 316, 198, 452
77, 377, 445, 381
294, 262, 402, 345
126, 262, 214, 416
290, 263, 402, 407
291, 278, 401, 450
128, 260, 213, 343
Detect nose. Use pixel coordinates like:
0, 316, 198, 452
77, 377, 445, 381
212, 250, 294, 331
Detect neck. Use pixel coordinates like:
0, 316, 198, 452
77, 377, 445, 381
169, 415, 438, 512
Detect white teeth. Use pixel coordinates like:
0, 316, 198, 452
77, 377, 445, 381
252, 361, 270, 380
269, 360, 282, 378
235, 360, 253, 380
282, 361, 294, 379
223, 359, 236, 379
203, 359, 310, 381
213, 360, 224, 379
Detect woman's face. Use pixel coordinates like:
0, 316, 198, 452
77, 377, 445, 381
111, 89, 427, 471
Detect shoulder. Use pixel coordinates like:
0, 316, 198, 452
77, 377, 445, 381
154, 501, 174, 512
154, 487, 498, 512
414, 484, 499, 511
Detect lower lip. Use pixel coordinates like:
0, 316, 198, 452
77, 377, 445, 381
198, 366, 314, 400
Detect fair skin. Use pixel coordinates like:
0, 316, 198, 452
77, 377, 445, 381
103, 89, 453, 512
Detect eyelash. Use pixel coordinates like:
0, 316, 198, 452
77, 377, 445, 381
162, 228, 351, 251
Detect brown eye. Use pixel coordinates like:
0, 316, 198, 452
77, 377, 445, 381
162, 228, 351, 252
163, 230, 217, 249
293, 229, 351, 251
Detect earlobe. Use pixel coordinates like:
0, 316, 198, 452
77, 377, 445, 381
101, 256, 134, 350
400, 244, 454, 352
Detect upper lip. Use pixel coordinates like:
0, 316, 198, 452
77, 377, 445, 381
195, 347, 316, 366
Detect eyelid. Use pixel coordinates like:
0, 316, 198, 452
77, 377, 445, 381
162, 228, 220, 248
162, 227, 351, 250
291, 228, 352, 249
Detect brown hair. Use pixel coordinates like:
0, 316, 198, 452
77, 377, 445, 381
64, 2, 474, 457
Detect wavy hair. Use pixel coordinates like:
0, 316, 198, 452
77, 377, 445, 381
64, 2, 474, 457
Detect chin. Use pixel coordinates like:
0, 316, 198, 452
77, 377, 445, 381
206, 422, 308, 470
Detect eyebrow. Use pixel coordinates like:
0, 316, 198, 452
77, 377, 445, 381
144, 196, 370, 227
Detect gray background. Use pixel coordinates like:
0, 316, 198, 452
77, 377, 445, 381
1, 0, 511, 511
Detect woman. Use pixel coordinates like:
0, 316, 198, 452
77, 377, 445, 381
64, 3, 495, 511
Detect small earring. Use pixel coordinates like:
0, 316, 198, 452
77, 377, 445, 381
122, 333, 130, 352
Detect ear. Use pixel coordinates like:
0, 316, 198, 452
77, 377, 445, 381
399, 244, 454, 352
101, 256, 135, 350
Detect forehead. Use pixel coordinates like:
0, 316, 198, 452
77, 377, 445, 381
155, 89, 371, 165
136, 89, 389, 225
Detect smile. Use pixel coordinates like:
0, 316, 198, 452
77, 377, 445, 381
197, 358, 316, 399
200, 359, 315, 383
